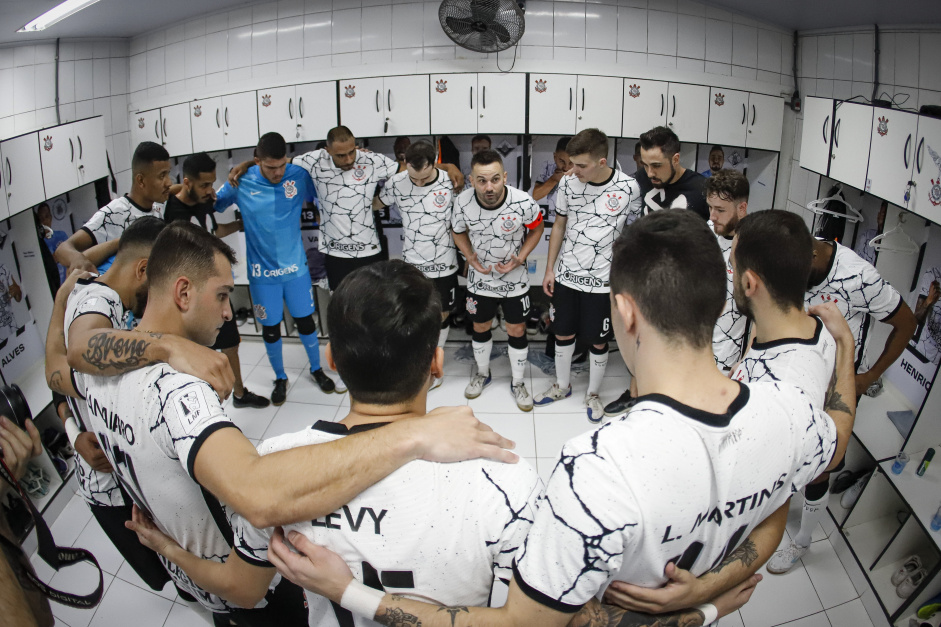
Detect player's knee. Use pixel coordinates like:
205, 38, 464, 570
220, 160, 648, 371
508, 334, 527, 349
472, 329, 492, 343
294, 314, 317, 336
590, 343, 609, 354
262, 324, 281, 344
556, 336, 576, 347
804, 478, 830, 500
472, 321, 492, 334
506, 322, 526, 337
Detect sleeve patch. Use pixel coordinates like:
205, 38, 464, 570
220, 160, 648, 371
174, 386, 212, 435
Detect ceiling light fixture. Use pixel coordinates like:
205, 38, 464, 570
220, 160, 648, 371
18, 0, 102, 33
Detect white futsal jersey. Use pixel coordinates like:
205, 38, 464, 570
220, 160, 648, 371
732, 317, 837, 409
452, 186, 543, 299
805, 242, 902, 363
81, 195, 164, 246
82, 364, 253, 612
712, 229, 748, 371
233, 421, 542, 627
553, 170, 642, 294
378, 170, 458, 278
294, 149, 398, 259
514, 381, 836, 611
64, 279, 130, 507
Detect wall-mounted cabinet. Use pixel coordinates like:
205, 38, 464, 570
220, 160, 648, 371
38, 118, 107, 199
799, 96, 834, 176
829, 101, 874, 190
865, 109, 919, 209
2, 133, 48, 215
190, 91, 258, 152
909, 116, 941, 225
621, 81, 710, 143
339, 75, 429, 138
528, 74, 623, 137
706, 89, 783, 151
258, 82, 338, 143
130, 104, 192, 157
429, 72, 525, 135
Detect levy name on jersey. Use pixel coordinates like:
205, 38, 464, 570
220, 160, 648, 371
554, 170, 642, 294
712, 229, 749, 371
294, 149, 399, 259
452, 186, 543, 298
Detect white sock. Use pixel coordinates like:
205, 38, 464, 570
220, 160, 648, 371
508, 346, 528, 385
555, 341, 576, 389
472, 339, 492, 377
438, 326, 450, 348
588, 349, 609, 395
794, 492, 828, 547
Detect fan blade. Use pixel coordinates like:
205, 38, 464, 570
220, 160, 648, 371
488, 21, 512, 43
445, 16, 478, 35
470, 0, 498, 24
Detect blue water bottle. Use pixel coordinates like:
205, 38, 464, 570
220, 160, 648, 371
932, 503, 941, 532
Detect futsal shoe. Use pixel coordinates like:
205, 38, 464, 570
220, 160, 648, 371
311, 369, 336, 393
271, 378, 288, 406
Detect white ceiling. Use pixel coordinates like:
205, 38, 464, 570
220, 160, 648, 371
0, 0, 940, 46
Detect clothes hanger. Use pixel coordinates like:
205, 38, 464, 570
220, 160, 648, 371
869, 214, 919, 254
806, 186, 864, 224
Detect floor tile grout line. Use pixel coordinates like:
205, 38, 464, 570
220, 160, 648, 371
768, 609, 834, 626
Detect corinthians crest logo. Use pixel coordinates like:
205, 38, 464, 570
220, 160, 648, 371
283, 180, 297, 199
714, 92, 725, 106
877, 116, 889, 136
605, 193, 622, 210
352, 166, 366, 181
261, 94, 272, 107
138, 117, 146, 128
534, 79, 547, 93
432, 191, 448, 207
501, 216, 519, 232
42, 136, 53, 151
436, 80, 447, 93
193, 105, 202, 118
931, 178, 941, 207
344, 84, 356, 98
466, 297, 478, 315
628, 84, 640, 98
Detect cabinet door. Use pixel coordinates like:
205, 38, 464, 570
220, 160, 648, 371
430, 74, 478, 135
621, 79, 668, 138
528, 74, 577, 135
667, 83, 709, 143
909, 116, 941, 223
222, 91, 259, 149
385, 75, 430, 136
0, 151, 9, 220
338, 77, 384, 138
746, 93, 784, 151
707, 88, 748, 148
257, 86, 297, 142
38, 125, 78, 198
478, 72, 526, 134
296, 81, 337, 143
576, 75, 623, 136
829, 101, 873, 190
190, 97, 225, 153
160, 103, 193, 157
73, 116, 108, 186
1, 133, 46, 215
866, 109, 919, 208
799, 96, 833, 176
130, 108, 163, 154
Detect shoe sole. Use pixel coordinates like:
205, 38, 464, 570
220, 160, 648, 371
533, 392, 572, 406
465, 380, 492, 399
604, 407, 630, 417
272, 399, 286, 406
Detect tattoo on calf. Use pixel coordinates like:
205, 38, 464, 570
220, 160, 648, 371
708, 538, 759, 575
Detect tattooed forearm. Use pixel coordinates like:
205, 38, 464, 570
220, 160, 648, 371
81, 332, 160, 372
602, 604, 706, 627
567, 598, 608, 627
375, 605, 422, 627
48, 369, 66, 394
708, 538, 759, 575
824, 369, 852, 414
437, 606, 469, 627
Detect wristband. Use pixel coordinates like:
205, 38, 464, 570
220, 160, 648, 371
696, 603, 718, 625
339, 579, 384, 619
64, 418, 82, 447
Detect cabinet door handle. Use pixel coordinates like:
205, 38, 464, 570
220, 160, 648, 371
155, 119, 160, 139
672, 95, 676, 118
741, 103, 746, 125
569, 87, 572, 111
216, 108, 220, 128
78, 135, 83, 159
660, 93, 664, 116
225, 107, 229, 127
751, 104, 756, 126
5, 158, 10, 187
581, 87, 585, 111
387, 89, 391, 111
298, 97, 304, 119
162, 117, 167, 137
289, 97, 294, 120
822, 115, 829, 143
917, 137, 926, 173
483, 85, 486, 109
833, 118, 841, 148
904, 134, 912, 169
384, 120, 389, 134
376, 90, 380, 113
469, 85, 473, 109
69, 137, 74, 163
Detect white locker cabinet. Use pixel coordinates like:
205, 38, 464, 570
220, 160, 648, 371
338, 77, 385, 137
799, 96, 833, 175
37, 124, 78, 198
222, 91, 259, 150
72, 117, 108, 187
159, 103, 193, 157
295, 82, 337, 142
0, 154, 8, 220
707, 88, 749, 147
866, 109, 919, 208
430, 73, 478, 135
383, 75, 430, 136
190, 97, 225, 153
130, 108, 163, 153
257, 86, 298, 141
909, 115, 941, 223
477, 73, 526, 134
1, 133, 46, 215
430, 73, 526, 135
528, 74, 577, 135
745, 92, 784, 151
575, 75, 622, 136
621, 79, 668, 139
829, 101, 874, 190
666, 83, 709, 144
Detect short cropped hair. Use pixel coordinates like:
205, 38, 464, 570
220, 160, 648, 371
555, 136, 572, 153
710, 145, 725, 154
704, 169, 750, 204
405, 140, 437, 171
566, 128, 608, 160
611, 211, 725, 348
471, 134, 491, 146
734, 210, 813, 312
471, 149, 504, 170
131, 142, 170, 173
326, 126, 354, 146
114, 216, 166, 262
147, 222, 237, 290
639, 126, 681, 158
256, 132, 287, 160
328, 260, 441, 405
182, 153, 217, 181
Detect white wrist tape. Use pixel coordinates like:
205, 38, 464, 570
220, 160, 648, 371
339, 579, 384, 619
64, 418, 82, 447
696, 603, 719, 625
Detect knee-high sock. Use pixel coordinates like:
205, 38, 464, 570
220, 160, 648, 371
438, 326, 450, 348
265, 339, 286, 380
555, 337, 577, 389
473, 339, 493, 377
588, 344, 609, 395
794, 492, 828, 547
299, 331, 321, 372
508, 335, 528, 385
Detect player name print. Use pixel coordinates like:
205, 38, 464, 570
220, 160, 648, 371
311, 506, 388, 534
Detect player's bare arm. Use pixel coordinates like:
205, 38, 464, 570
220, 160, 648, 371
84, 239, 120, 268
497, 220, 544, 274
453, 230, 492, 274
532, 170, 564, 201
227, 160, 256, 187
54, 228, 98, 274
45, 269, 91, 398
213, 220, 243, 238
915, 281, 940, 324
809, 302, 857, 470
855, 301, 917, 395
543, 214, 568, 297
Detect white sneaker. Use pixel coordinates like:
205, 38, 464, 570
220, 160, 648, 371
897, 568, 928, 598
533, 383, 572, 406
891, 555, 923, 586
430, 377, 444, 391
512, 381, 533, 411
586, 393, 605, 423
464, 371, 492, 399
766, 541, 809, 574
334, 376, 348, 394
840, 475, 867, 509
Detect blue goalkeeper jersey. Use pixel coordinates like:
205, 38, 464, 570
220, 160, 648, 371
216, 164, 315, 284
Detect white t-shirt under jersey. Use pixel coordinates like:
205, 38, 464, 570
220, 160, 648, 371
378, 170, 458, 278
293, 149, 399, 259
81, 195, 164, 245
233, 420, 542, 627
514, 381, 836, 611
64, 279, 130, 508
553, 170, 642, 294
732, 316, 837, 409
452, 186, 543, 299
712, 228, 748, 372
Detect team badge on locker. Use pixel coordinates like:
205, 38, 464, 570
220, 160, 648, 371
534, 79, 547, 93
628, 84, 640, 98
436, 80, 448, 93
877, 116, 889, 136
261, 94, 272, 107
344, 84, 356, 98
714, 92, 725, 106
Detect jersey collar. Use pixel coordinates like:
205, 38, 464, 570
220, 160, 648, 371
635, 380, 750, 428
586, 167, 616, 187
311, 420, 390, 435
750, 316, 823, 350
124, 194, 154, 213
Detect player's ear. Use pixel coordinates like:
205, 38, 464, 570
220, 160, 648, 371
743, 269, 760, 298
173, 276, 193, 311
135, 258, 148, 282
431, 346, 445, 380
325, 342, 338, 372
613, 292, 635, 335
737, 201, 748, 217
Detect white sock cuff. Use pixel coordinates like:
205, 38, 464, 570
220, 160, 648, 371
438, 326, 450, 348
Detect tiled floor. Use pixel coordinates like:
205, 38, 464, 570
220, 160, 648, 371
35, 340, 874, 627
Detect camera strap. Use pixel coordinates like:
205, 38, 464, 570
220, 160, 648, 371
0, 456, 104, 608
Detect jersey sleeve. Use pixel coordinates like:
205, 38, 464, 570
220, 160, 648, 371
554, 179, 570, 217
81, 208, 115, 245
214, 183, 238, 212
373, 153, 399, 182
451, 198, 468, 234
523, 196, 544, 230
535, 160, 554, 185
858, 258, 903, 321
232, 512, 274, 567
625, 178, 644, 225
480, 461, 543, 584
302, 171, 316, 204
378, 176, 395, 208
70, 293, 122, 328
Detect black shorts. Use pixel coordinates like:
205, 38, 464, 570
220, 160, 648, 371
210, 317, 240, 350
466, 291, 531, 324
432, 273, 458, 312
325, 253, 383, 291
550, 282, 613, 344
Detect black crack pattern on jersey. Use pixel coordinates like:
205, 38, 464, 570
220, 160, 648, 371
85, 197, 159, 245
382, 172, 457, 276
712, 235, 747, 370
481, 468, 535, 572
149, 370, 202, 453
734, 347, 799, 386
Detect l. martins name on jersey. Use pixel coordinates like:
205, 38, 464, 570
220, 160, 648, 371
732, 316, 837, 409
232, 421, 542, 627
293, 149, 399, 259
378, 170, 458, 278
554, 170, 641, 294
513, 381, 836, 611
452, 186, 543, 299
81, 195, 165, 246
805, 241, 902, 363
712, 229, 749, 372
64, 279, 131, 508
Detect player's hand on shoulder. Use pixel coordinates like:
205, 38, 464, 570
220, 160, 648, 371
228, 162, 250, 188
807, 302, 853, 346
409, 406, 518, 464
603, 562, 707, 614
74, 432, 113, 473
68, 255, 99, 276
268, 528, 353, 603
163, 335, 235, 400
58, 268, 96, 300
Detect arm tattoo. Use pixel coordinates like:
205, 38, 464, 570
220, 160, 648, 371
569, 599, 708, 627
81, 332, 160, 372
437, 606, 469, 627
48, 370, 66, 394
375, 605, 422, 627
708, 538, 759, 575
824, 369, 852, 414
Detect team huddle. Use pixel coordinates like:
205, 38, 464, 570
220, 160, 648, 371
40, 122, 919, 627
